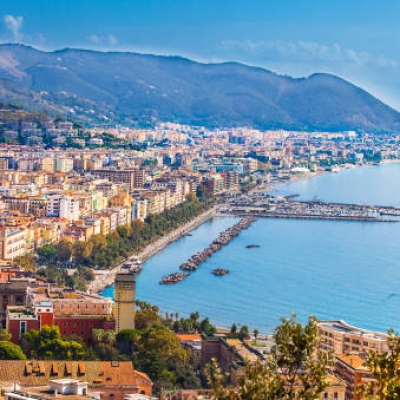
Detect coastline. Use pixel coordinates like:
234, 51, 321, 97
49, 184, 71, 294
88, 160, 390, 296
87, 206, 217, 295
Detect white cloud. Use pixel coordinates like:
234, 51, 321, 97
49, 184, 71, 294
220, 39, 396, 69
88, 33, 118, 47
107, 34, 117, 46
3, 14, 23, 42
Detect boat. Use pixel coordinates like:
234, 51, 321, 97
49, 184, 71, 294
246, 244, 260, 249
212, 268, 230, 276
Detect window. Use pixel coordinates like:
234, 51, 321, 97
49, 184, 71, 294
20, 321, 27, 338
334, 393, 338, 399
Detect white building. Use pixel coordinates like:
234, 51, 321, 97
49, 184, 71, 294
60, 196, 80, 222
55, 157, 74, 173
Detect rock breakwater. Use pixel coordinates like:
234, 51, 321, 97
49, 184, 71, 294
159, 216, 256, 284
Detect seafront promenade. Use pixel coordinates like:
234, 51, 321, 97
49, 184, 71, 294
87, 206, 217, 294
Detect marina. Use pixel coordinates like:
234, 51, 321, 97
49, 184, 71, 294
223, 198, 399, 222
102, 162, 400, 333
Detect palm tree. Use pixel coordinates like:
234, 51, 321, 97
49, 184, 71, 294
92, 329, 105, 344
253, 329, 259, 345
103, 330, 116, 347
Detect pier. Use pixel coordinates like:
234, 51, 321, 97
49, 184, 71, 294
220, 198, 399, 222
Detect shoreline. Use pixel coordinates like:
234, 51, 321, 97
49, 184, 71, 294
89, 160, 393, 296
87, 206, 217, 294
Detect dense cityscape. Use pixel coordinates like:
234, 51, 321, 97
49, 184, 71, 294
3, 0, 400, 398
0, 107, 396, 398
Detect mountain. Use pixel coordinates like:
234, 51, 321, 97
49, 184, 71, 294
0, 44, 399, 132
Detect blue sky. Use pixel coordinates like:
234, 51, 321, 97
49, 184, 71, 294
1, 0, 400, 109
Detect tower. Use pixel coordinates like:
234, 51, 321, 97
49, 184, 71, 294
113, 272, 136, 332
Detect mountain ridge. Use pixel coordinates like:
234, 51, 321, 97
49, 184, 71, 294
0, 44, 399, 132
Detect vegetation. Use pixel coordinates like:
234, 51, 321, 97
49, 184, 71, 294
358, 329, 400, 399
0, 341, 26, 360
35, 196, 213, 289
206, 315, 331, 400
21, 326, 87, 360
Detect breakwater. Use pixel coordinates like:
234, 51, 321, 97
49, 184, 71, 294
226, 200, 398, 222
159, 216, 256, 284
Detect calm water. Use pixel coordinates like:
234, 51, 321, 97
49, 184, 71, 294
103, 162, 400, 333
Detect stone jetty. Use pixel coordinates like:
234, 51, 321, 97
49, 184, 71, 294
179, 216, 256, 272
160, 272, 189, 284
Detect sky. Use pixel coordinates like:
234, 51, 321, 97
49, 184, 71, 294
1, 0, 400, 109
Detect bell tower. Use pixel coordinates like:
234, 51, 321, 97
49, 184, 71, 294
113, 272, 136, 332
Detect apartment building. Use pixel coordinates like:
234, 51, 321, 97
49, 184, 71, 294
0, 227, 28, 260
318, 320, 388, 355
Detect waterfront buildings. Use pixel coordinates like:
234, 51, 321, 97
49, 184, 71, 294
318, 320, 388, 355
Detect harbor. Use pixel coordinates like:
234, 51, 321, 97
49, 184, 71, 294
160, 216, 256, 283
221, 197, 400, 222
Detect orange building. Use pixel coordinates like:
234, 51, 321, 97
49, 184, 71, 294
334, 353, 376, 400
0, 360, 152, 398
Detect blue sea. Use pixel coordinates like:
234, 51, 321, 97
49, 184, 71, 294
102, 162, 400, 333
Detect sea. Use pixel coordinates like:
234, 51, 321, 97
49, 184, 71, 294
102, 162, 400, 334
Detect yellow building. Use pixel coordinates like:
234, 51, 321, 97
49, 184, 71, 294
318, 320, 388, 355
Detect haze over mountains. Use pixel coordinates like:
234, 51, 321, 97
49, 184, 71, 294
0, 44, 399, 132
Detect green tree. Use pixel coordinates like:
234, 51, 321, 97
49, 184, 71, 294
0, 329, 12, 341
206, 315, 331, 400
239, 325, 249, 340
133, 323, 200, 392
72, 241, 93, 265
230, 323, 237, 334
0, 341, 26, 360
14, 254, 36, 272
37, 243, 57, 263
200, 317, 216, 336
116, 329, 141, 355
358, 329, 400, 400
21, 326, 87, 360
253, 329, 259, 345
135, 301, 161, 330
57, 239, 73, 263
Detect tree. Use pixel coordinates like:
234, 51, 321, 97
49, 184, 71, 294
57, 239, 73, 263
72, 241, 93, 265
21, 326, 87, 360
230, 323, 238, 334
185, 192, 197, 202
37, 243, 57, 263
358, 329, 400, 399
135, 301, 161, 330
200, 317, 216, 336
133, 323, 200, 393
253, 329, 259, 345
206, 315, 331, 400
0, 341, 26, 360
116, 329, 141, 355
239, 325, 249, 340
0, 329, 12, 342
14, 254, 36, 272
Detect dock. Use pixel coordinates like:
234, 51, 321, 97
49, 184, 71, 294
221, 199, 399, 222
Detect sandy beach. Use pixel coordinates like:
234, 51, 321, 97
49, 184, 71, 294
87, 206, 217, 294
